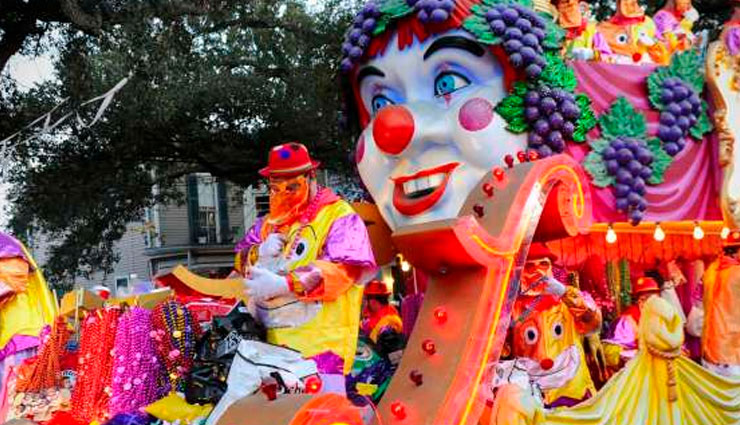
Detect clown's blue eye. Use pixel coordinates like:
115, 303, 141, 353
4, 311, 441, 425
372, 95, 394, 113
434, 71, 470, 96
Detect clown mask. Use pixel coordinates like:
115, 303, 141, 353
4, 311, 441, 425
511, 296, 593, 404
557, 0, 582, 29
521, 257, 553, 294
267, 175, 310, 226
354, 30, 527, 231
618, 0, 644, 18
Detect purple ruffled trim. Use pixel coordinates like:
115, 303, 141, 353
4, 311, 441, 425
0, 233, 26, 262
319, 214, 376, 269
234, 217, 264, 253
546, 389, 591, 408
311, 351, 345, 375
726, 27, 740, 57
0, 334, 41, 362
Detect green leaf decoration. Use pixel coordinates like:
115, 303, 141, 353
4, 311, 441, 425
379, 0, 414, 18
573, 93, 596, 143
646, 138, 673, 185
583, 150, 614, 188
462, 14, 501, 45
495, 82, 530, 133
538, 53, 577, 92
689, 101, 714, 140
599, 96, 647, 140
542, 21, 565, 50
646, 51, 706, 110
480, 0, 533, 7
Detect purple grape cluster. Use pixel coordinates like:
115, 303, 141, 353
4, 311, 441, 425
340, 2, 381, 73
407, 0, 456, 23
523, 86, 581, 157
656, 77, 702, 156
485, 4, 547, 78
602, 136, 654, 224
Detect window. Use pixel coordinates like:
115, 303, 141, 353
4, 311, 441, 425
115, 277, 129, 295
255, 194, 269, 217
197, 206, 218, 244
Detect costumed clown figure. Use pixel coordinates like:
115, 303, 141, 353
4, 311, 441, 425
361, 280, 402, 344
596, 0, 669, 65
501, 243, 601, 409
235, 142, 377, 382
692, 230, 740, 378
653, 0, 699, 53
554, 0, 607, 61
603, 276, 661, 364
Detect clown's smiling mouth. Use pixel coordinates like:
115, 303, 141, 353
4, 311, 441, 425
391, 162, 459, 216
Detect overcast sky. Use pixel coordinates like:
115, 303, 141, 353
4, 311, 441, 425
1, 52, 56, 229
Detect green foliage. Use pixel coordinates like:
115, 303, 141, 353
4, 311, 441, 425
647, 51, 706, 110
375, 0, 414, 35
2, 0, 357, 287
690, 100, 714, 139
573, 93, 597, 143
583, 139, 615, 188
538, 53, 577, 92
646, 138, 673, 184
599, 96, 647, 140
494, 82, 529, 133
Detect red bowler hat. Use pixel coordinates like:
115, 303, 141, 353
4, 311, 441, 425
526, 243, 558, 262
633, 277, 660, 295
259, 142, 321, 178
364, 280, 391, 296
724, 229, 740, 248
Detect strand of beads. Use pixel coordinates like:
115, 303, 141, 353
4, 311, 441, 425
110, 307, 164, 415
71, 307, 121, 423
152, 300, 200, 393
15, 317, 70, 392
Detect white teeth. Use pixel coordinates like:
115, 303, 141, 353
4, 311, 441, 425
402, 173, 446, 196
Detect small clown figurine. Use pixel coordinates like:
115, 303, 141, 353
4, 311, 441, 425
653, 0, 699, 53
508, 243, 601, 408
603, 276, 661, 364
360, 280, 403, 344
554, 0, 605, 61
235, 142, 377, 382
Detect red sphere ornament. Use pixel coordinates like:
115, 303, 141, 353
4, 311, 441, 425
517, 151, 527, 163
433, 307, 448, 324
504, 154, 515, 168
493, 167, 505, 181
422, 339, 436, 355
305, 375, 322, 394
473, 204, 484, 218
372, 105, 415, 155
482, 183, 494, 198
528, 150, 539, 161
409, 370, 424, 386
391, 401, 407, 420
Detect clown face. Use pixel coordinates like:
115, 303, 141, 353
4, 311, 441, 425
511, 297, 593, 403
556, 0, 582, 28
354, 30, 527, 230
618, 0, 644, 18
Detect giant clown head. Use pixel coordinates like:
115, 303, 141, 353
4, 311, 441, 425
341, 0, 590, 231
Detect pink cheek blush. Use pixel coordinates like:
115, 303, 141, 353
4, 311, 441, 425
355, 134, 366, 164
458, 98, 494, 132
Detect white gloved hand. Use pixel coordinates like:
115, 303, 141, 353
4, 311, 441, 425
571, 47, 595, 61
684, 8, 699, 23
244, 266, 291, 301
543, 276, 567, 297
258, 233, 286, 260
